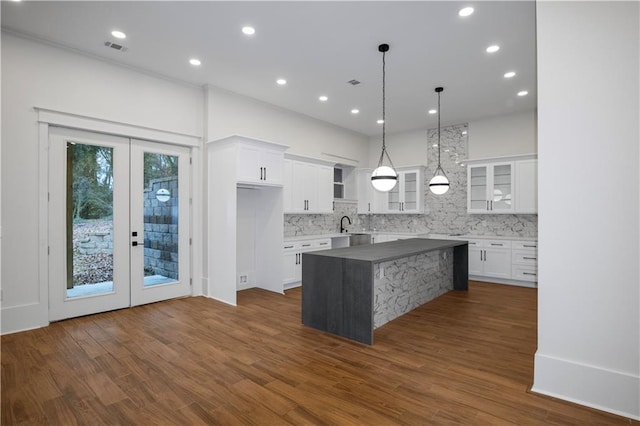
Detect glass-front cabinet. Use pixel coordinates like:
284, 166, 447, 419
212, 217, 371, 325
467, 162, 514, 213
384, 167, 424, 214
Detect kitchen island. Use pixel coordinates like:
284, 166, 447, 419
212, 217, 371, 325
302, 238, 468, 345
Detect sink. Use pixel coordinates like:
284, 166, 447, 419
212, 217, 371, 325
348, 233, 372, 246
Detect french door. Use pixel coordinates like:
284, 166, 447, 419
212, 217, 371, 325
48, 127, 191, 321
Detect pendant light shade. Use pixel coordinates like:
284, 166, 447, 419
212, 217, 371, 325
429, 87, 450, 195
371, 43, 398, 192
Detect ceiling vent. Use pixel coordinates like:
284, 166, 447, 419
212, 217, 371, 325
104, 41, 128, 52
347, 79, 361, 86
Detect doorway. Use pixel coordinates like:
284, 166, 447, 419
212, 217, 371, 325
48, 127, 191, 321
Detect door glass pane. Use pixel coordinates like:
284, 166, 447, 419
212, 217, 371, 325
388, 177, 400, 211
403, 172, 417, 210
66, 142, 114, 298
492, 164, 512, 210
469, 166, 488, 210
143, 153, 179, 286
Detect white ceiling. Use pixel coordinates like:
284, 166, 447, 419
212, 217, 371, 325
1, 1, 537, 136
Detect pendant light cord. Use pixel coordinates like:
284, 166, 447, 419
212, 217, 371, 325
435, 87, 448, 179
378, 47, 395, 169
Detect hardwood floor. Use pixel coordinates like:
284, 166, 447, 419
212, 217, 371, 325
2, 281, 636, 425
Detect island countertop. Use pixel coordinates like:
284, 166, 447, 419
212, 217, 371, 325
308, 238, 467, 263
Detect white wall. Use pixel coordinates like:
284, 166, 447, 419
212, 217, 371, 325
367, 128, 430, 168
205, 86, 369, 165
534, 2, 639, 420
468, 110, 537, 159
1, 33, 204, 333
236, 188, 256, 290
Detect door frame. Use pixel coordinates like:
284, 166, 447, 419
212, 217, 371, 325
36, 108, 202, 328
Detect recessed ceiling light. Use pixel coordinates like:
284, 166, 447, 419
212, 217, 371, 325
377, 119, 384, 124
428, 109, 437, 115
111, 30, 126, 39
458, 7, 474, 17
189, 58, 201, 66
318, 95, 328, 102
486, 45, 500, 53
351, 109, 359, 114
517, 90, 529, 97
276, 78, 287, 85
504, 71, 516, 78
242, 26, 255, 35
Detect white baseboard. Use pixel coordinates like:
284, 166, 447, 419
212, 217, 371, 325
1, 302, 48, 335
469, 275, 537, 288
533, 352, 640, 420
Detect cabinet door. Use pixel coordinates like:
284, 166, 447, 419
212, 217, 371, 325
261, 149, 283, 184
357, 170, 373, 214
515, 159, 537, 213
283, 251, 298, 284
483, 247, 512, 279
315, 165, 334, 213
468, 246, 484, 276
283, 160, 293, 213
291, 161, 313, 212
237, 144, 262, 183
468, 165, 489, 213
400, 170, 422, 213
490, 163, 514, 213
385, 176, 402, 212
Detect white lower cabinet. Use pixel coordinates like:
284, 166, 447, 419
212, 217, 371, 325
511, 240, 538, 282
283, 238, 331, 289
467, 239, 512, 280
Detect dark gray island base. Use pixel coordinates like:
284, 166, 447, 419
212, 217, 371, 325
302, 238, 468, 345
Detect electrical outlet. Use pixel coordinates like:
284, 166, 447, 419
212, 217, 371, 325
380, 266, 385, 278
239, 275, 247, 283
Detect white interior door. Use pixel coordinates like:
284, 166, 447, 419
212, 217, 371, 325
130, 139, 191, 306
48, 128, 191, 322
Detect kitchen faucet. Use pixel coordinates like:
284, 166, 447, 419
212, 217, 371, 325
340, 216, 352, 233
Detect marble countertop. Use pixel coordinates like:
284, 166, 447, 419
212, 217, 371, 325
427, 234, 537, 241
306, 238, 467, 263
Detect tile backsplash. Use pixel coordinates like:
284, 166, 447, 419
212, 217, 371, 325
284, 123, 538, 239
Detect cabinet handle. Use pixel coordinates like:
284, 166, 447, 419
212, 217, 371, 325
302, 244, 311, 247
483, 250, 486, 261
284, 245, 294, 249
490, 243, 503, 246
490, 200, 493, 210
480, 251, 483, 261
523, 257, 537, 260
523, 244, 537, 248
368, 202, 371, 212
523, 272, 537, 276
264, 167, 267, 180
319, 242, 328, 246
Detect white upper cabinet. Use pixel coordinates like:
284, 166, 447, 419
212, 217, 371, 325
232, 137, 287, 186
467, 155, 537, 214
356, 167, 424, 214
384, 168, 425, 214
283, 155, 334, 214
468, 161, 515, 213
515, 159, 538, 214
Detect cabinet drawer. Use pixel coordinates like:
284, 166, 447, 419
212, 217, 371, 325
512, 265, 538, 282
512, 249, 538, 266
283, 242, 301, 251
513, 240, 538, 250
312, 239, 331, 249
483, 239, 512, 249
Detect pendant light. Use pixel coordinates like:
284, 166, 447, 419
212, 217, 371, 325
429, 87, 450, 195
371, 43, 398, 192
